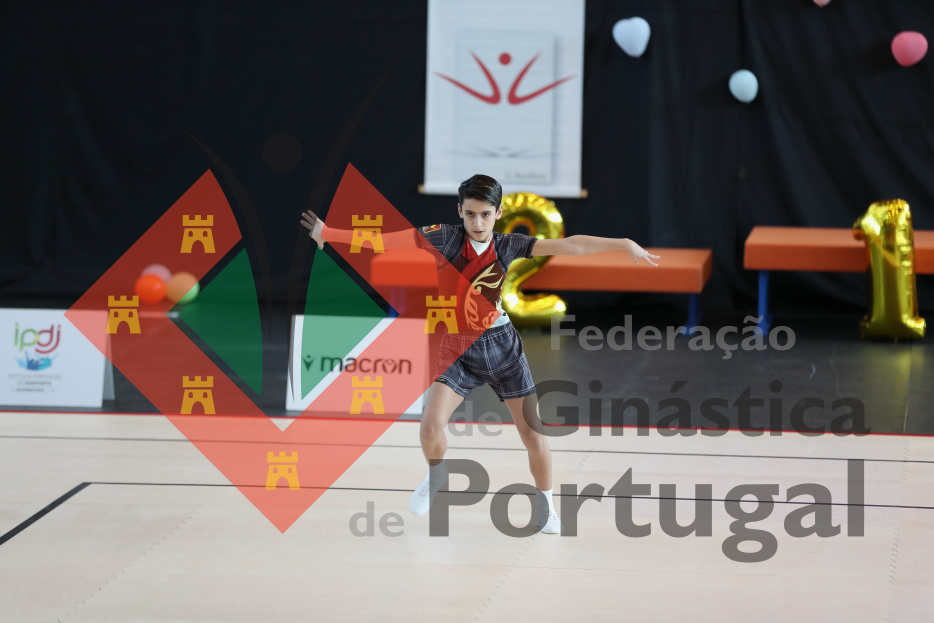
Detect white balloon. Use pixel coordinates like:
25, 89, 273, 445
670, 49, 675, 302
613, 17, 651, 58
729, 69, 759, 103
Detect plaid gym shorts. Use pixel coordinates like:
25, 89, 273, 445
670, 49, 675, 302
434, 322, 537, 402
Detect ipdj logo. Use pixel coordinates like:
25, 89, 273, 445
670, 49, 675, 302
435, 51, 574, 105
14, 323, 61, 371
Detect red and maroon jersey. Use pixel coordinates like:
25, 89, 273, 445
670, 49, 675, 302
415, 223, 537, 330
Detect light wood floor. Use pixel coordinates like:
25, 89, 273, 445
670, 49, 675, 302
1, 411, 931, 622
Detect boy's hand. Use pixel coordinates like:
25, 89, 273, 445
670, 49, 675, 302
300, 210, 325, 249
626, 240, 659, 266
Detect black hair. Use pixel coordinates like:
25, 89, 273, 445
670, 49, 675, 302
457, 174, 502, 209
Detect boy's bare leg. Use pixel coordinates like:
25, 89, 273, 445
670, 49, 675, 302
505, 393, 561, 533
410, 381, 464, 515
419, 381, 465, 463
503, 394, 552, 490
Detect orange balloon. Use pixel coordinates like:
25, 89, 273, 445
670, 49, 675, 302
134, 274, 166, 305
165, 272, 199, 303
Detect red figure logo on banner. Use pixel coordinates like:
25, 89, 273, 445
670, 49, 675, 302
434, 51, 574, 106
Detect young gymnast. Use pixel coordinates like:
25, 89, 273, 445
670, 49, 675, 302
300, 174, 658, 534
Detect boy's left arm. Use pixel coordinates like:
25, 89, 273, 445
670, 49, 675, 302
531, 236, 659, 266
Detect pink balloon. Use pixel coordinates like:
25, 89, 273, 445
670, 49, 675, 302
892, 31, 928, 67
141, 263, 172, 283
812, 0, 831, 7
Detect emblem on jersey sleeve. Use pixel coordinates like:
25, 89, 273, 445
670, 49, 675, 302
422, 224, 442, 233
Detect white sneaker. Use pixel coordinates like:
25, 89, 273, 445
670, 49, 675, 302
409, 471, 447, 516
537, 505, 562, 534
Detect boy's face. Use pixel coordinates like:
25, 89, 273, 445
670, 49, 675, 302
458, 198, 503, 243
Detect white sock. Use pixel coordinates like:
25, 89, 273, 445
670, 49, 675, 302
536, 488, 555, 512
428, 461, 448, 489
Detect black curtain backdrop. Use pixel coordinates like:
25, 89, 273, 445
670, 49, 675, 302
3, 0, 934, 314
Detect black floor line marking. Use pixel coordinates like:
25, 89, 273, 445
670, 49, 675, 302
85, 482, 934, 510
0, 483, 91, 546
3, 479, 931, 548
1, 434, 930, 464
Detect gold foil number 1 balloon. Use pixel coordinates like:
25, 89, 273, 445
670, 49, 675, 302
853, 199, 926, 339
494, 192, 566, 328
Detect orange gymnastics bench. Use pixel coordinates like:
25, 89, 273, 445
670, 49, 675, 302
744, 226, 934, 332
371, 247, 713, 328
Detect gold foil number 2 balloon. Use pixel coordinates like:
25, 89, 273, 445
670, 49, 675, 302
853, 199, 926, 339
494, 192, 567, 328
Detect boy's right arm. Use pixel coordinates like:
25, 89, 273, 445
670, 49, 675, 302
299, 210, 418, 250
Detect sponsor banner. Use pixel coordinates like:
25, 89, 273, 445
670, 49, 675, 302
1, 308, 110, 408
286, 316, 428, 415
424, 0, 585, 198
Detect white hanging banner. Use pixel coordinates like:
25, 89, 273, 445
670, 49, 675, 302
423, 0, 585, 198
1, 308, 111, 408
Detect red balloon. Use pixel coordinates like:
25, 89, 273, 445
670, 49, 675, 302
135, 274, 166, 305
892, 31, 928, 67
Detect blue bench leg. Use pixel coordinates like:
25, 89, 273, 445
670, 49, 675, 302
387, 286, 404, 318
757, 270, 772, 336
687, 293, 702, 335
